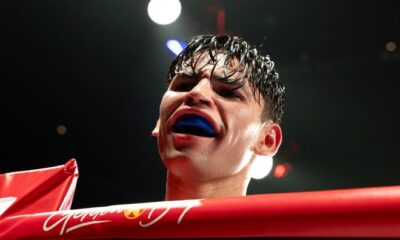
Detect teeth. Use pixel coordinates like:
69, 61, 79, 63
172, 114, 217, 137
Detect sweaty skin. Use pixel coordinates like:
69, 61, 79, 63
155, 53, 282, 200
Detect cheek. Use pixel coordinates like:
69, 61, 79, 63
235, 102, 264, 132
223, 107, 262, 147
159, 93, 170, 115
159, 91, 181, 122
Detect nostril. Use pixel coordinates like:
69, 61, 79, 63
184, 89, 212, 106
199, 99, 210, 105
184, 95, 195, 104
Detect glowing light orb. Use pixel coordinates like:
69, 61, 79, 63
274, 163, 292, 178
56, 125, 67, 135
166, 39, 186, 55
147, 0, 181, 25
250, 156, 273, 180
386, 41, 397, 52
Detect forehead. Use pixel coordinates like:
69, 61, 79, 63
175, 51, 265, 106
184, 51, 243, 73
176, 51, 249, 90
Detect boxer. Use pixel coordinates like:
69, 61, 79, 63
152, 35, 285, 200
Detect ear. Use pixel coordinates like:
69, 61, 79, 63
151, 119, 160, 137
252, 122, 282, 156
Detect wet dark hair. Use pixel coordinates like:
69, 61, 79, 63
167, 35, 285, 123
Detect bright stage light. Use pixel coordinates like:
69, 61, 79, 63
56, 124, 67, 135
147, 0, 181, 25
386, 41, 397, 52
166, 39, 186, 55
274, 163, 292, 178
250, 156, 273, 180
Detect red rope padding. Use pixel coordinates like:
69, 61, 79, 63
1, 185, 400, 239
0, 159, 78, 218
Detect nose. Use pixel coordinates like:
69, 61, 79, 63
183, 78, 213, 107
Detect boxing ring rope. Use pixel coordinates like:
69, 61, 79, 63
1, 185, 400, 239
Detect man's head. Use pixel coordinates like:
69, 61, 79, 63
169, 35, 285, 123
154, 35, 285, 189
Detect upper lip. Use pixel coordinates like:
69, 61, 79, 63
170, 108, 220, 136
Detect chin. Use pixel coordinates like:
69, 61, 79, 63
163, 153, 205, 179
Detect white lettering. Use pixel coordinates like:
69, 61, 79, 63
139, 203, 196, 227
42, 200, 200, 235
43, 209, 120, 235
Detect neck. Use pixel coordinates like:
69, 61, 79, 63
164, 171, 251, 201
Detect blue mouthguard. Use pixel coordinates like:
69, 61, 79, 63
173, 114, 217, 137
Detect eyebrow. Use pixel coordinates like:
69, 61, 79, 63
174, 71, 249, 98
172, 70, 256, 102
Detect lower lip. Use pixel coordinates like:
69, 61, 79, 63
171, 132, 212, 148
172, 133, 196, 149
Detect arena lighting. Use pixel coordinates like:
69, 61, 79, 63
166, 39, 187, 56
249, 156, 273, 180
56, 124, 67, 135
147, 0, 181, 25
274, 163, 292, 178
386, 41, 397, 52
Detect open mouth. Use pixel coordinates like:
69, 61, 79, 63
172, 114, 217, 138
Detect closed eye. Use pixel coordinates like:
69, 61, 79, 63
217, 89, 240, 99
173, 82, 194, 92
170, 75, 196, 92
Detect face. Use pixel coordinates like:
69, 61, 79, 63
157, 53, 267, 182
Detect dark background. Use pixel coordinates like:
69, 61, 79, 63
1, 0, 399, 209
